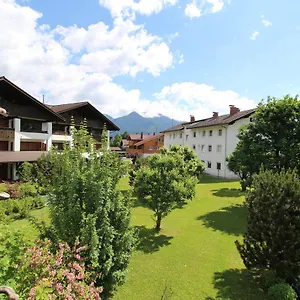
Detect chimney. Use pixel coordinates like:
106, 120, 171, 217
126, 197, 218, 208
190, 115, 195, 122
229, 105, 240, 116
141, 132, 143, 139
213, 112, 218, 118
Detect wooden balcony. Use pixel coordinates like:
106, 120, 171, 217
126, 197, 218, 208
0, 127, 14, 139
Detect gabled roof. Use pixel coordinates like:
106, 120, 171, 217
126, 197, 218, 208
134, 133, 164, 147
161, 123, 184, 133
47, 101, 120, 131
187, 109, 256, 129
128, 134, 153, 141
161, 118, 211, 133
0, 77, 65, 121
47, 102, 90, 114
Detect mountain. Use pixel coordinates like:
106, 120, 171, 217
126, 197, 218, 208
106, 112, 184, 135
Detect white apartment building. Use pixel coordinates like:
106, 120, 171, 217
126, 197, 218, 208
163, 106, 256, 178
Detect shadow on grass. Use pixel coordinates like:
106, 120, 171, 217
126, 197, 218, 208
197, 205, 247, 236
207, 269, 266, 300
212, 188, 245, 198
134, 226, 173, 254
200, 175, 238, 184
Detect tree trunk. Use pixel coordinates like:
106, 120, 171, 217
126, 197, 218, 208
155, 214, 162, 231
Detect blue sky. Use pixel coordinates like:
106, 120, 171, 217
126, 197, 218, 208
2, 0, 300, 120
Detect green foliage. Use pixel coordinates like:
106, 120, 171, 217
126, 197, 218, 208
0, 196, 46, 222
236, 169, 300, 292
101, 123, 108, 150
227, 95, 300, 190
134, 146, 203, 230
121, 131, 129, 139
18, 182, 38, 198
0, 226, 31, 291
0, 184, 8, 193
18, 161, 34, 182
268, 283, 296, 300
129, 156, 148, 186
261, 270, 283, 289
42, 123, 134, 296
161, 145, 205, 181
111, 133, 122, 147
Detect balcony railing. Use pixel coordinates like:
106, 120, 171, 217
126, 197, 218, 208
0, 127, 14, 139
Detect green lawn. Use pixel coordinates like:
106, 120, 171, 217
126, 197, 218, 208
114, 175, 266, 300
7, 176, 266, 299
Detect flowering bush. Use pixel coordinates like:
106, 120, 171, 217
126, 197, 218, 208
16, 239, 103, 299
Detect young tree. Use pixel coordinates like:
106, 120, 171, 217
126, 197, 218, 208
236, 169, 300, 293
121, 131, 129, 139
39, 122, 134, 296
111, 133, 122, 147
134, 146, 204, 230
228, 95, 300, 190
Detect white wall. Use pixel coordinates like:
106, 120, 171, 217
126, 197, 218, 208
164, 126, 191, 149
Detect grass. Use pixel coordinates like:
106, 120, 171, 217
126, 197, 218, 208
113, 175, 266, 300
6, 175, 266, 299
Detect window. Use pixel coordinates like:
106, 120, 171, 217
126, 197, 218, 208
198, 145, 201, 150
208, 145, 212, 152
193, 132, 196, 138
156, 146, 160, 150
192, 145, 196, 150
180, 133, 183, 138
202, 131, 206, 137
218, 129, 222, 136
209, 130, 213, 137
186, 135, 189, 141
207, 161, 212, 168
217, 145, 222, 153
149, 146, 153, 150
217, 162, 222, 170
201, 145, 205, 152
173, 134, 176, 139
169, 134, 172, 138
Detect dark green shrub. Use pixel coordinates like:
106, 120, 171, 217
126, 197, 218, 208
268, 283, 296, 300
261, 270, 283, 289
236, 169, 300, 292
18, 161, 34, 182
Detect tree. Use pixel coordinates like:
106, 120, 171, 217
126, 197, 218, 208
236, 169, 300, 294
121, 131, 129, 139
134, 146, 204, 230
227, 95, 300, 190
111, 133, 122, 147
38, 122, 134, 296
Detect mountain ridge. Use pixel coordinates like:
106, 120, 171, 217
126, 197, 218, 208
106, 112, 184, 135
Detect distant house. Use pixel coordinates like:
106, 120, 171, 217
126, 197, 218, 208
126, 133, 164, 158
162, 105, 256, 179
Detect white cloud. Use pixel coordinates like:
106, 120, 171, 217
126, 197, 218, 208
261, 15, 272, 27
185, 0, 225, 18
250, 31, 259, 40
0, 0, 255, 123
153, 82, 256, 120
168, 31, 180, 43
185, 1, 202, 18
99, 0, 177, 18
